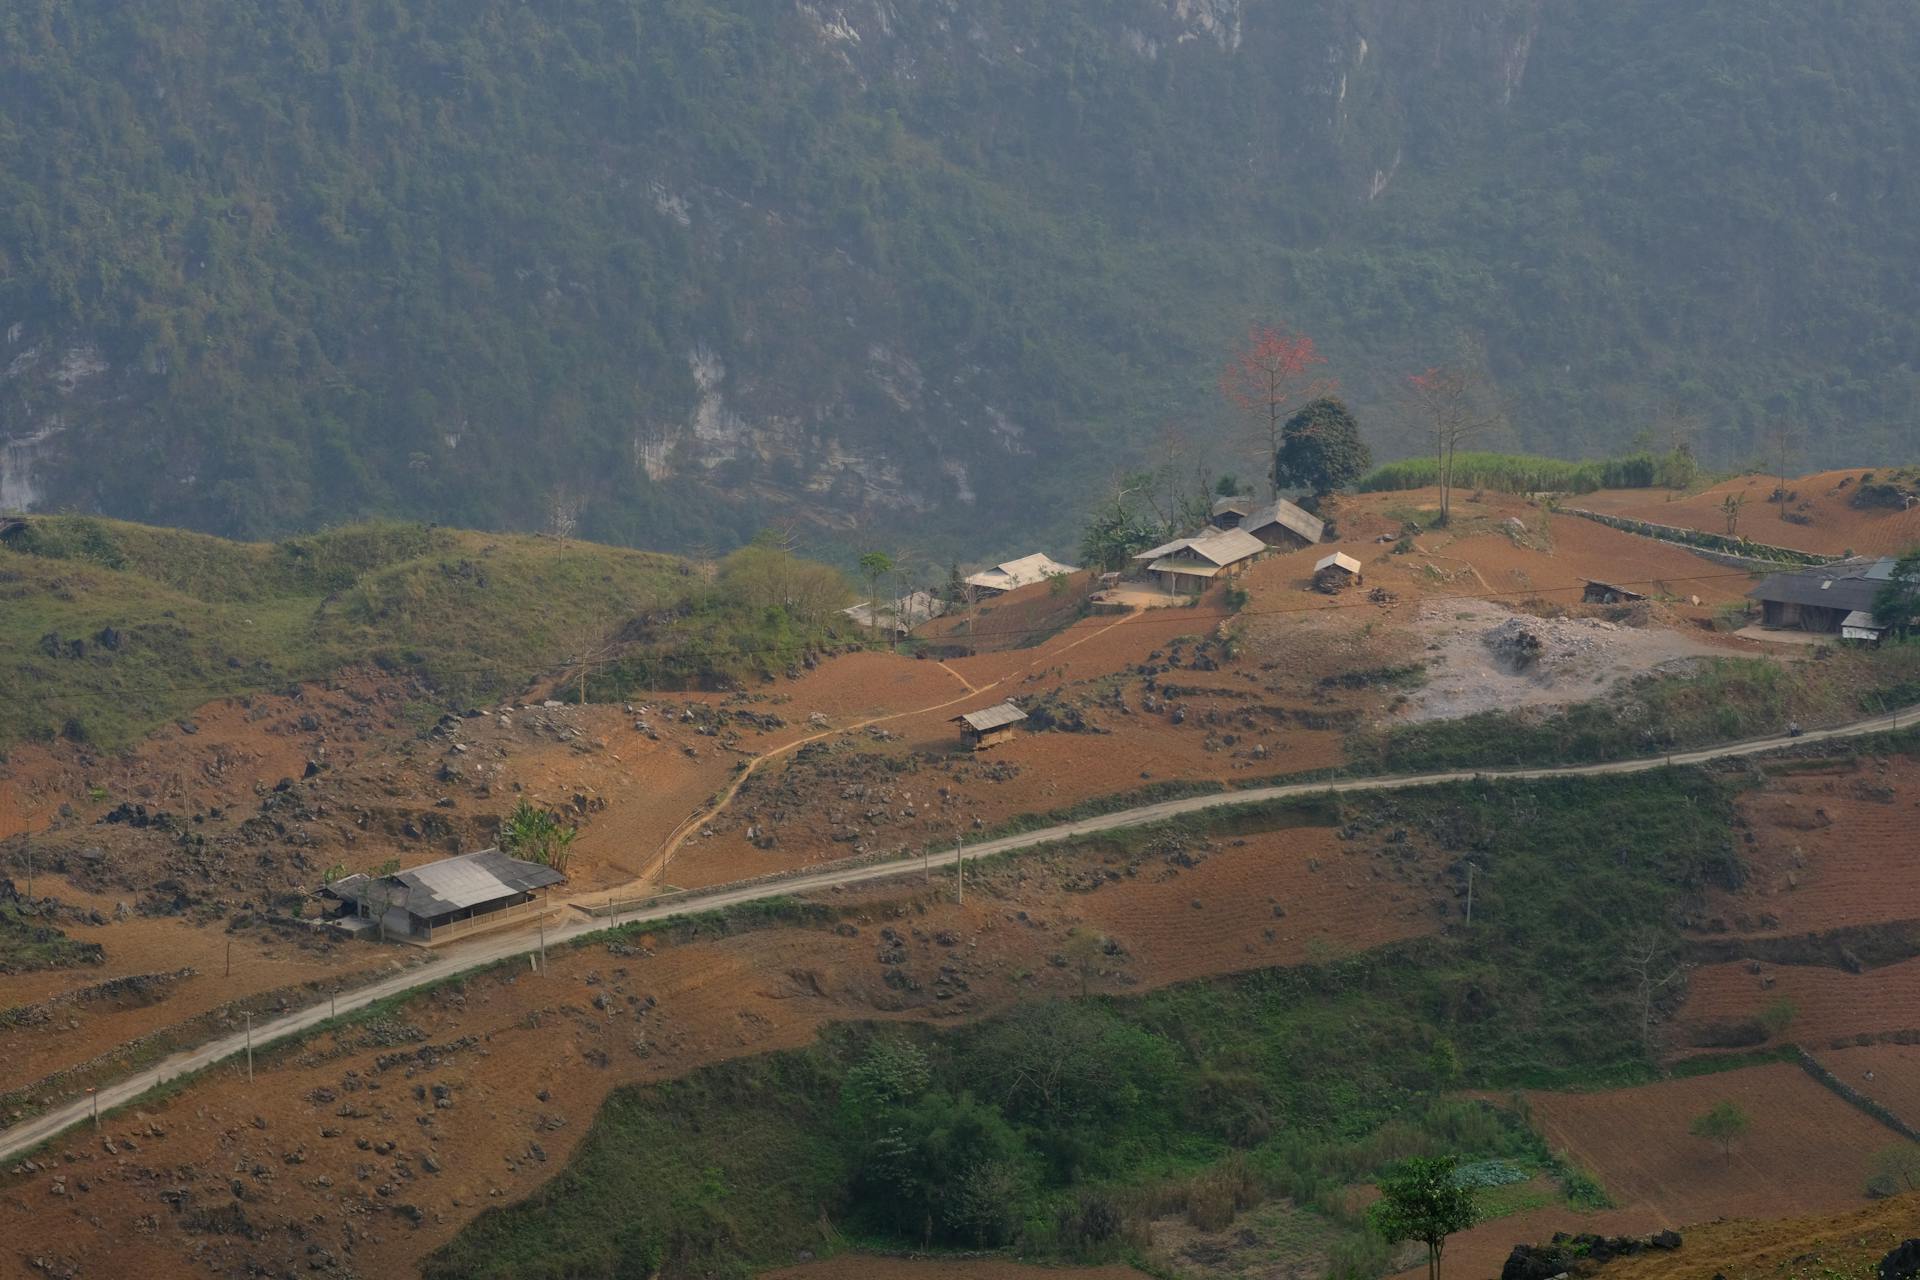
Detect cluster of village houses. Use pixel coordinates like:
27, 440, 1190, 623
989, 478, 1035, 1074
317, 514, 1907, 950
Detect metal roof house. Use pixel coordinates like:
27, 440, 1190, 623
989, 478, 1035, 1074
323, 848, 564, 944
963, 553, 1079, 596
953, 701, 1027, 750
1747, 558, 1894, 634
842, 590, 947, 636
1241, 499, 1326, 549
1133, 527, 1269, 594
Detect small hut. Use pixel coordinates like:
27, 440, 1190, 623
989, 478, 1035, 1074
1582, 580, 1647, 605
1312, 552, 1363, 593
953, 701, 1026, 751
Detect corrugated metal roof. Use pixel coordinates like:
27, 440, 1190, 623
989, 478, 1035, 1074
1133, 528, 1267, 567
1748, 563, 1886, 613
1244, 498, 1325, 545
1314, 552, 1362, 575
956, 701, 1027, 732
328, 849, 563, 920
1147, 556, 1222, 578
964, 553, 1079, 591
1211, 495, 1252, 517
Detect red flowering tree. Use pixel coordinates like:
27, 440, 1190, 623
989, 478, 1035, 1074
1220, 325, 1334, 497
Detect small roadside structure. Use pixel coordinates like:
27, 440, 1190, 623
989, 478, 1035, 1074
1747, 557, 1893, 634
1842, 610, 1888, 645
964, 553, 1079, 597
1241, 498, 1326, 549
1583, 579, 1647, 605
322, 848, 564, 944
1133, 527, 1268, 594
953, 701, 1027, 750
842, 590, 947, 636
1312, 551, 1363, 593
1210, 495, 1253, 529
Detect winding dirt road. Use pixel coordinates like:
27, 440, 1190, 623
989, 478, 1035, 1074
3, 702, 1912, 1163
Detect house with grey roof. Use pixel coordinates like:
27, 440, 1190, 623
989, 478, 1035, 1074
323, 848, 564, 944
963, 553, 1079, 596
1747, 557, 1895, 634
1241, 498, 1326, 549
953, 700, 1027, 750
1133, 527, 1269, 594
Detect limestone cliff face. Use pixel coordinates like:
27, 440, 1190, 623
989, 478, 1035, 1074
3, 0, 1914, 547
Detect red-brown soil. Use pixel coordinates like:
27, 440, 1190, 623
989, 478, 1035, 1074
1677, 956, 1920, 1053
0, 816, 1447, 1280
1582, 470, 1920, 558
1527, 1064, 1890, 1225
1388, 1204, 1668, 1280
1812, 1043, 1920, 1131
762, 1259, 1148, 1280
1705, 756, 1920, 938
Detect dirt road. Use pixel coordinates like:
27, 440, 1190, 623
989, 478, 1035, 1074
3, 702, 1912, 1164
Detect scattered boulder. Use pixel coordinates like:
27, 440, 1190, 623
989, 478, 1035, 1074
1883, 1239, 1920, 1280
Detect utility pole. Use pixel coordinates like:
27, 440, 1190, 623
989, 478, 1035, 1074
226, 938, 232, 978
330, 989, 337, 1020
88, 1087, 99, 1131
955, 838, 965, 906
539, 918, 547, 972
244, 1012, 254, 1083
923, 842, 931, 885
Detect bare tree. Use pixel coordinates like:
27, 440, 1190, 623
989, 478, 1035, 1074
546, 485, 585, 541
1405, 361, 1498, 526
1622, 928, 1684, 1058
1768, 422, 1798, 522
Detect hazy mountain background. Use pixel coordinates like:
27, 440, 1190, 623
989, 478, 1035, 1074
3, 0, 1917, 560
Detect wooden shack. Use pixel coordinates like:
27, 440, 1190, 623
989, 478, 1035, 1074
1582, 580, 1646, 605
1312, 551, 1362, 593
954, 701, 1027, 751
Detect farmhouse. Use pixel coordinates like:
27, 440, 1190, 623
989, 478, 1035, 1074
322, 848, 563, 944
842, 590, 947, 635
953, 701, 1027, 750
1312, 551, 1363, 592
1209, 495, 1254, 529
964, 553, 1078, 596
1241, 498, 1325, 549
1133, 527, 1268, 594
1747, 558, 1894, 634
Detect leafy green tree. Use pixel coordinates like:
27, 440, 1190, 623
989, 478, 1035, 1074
1367, 1155, 1478, 1280
857, 551, 895, 627
500, 799, 578, 874
1866, 1144, 1920, 1197
1274, 397, 1372, 496
852, 1090, 1027, 1246
1078, 485, 1158, 572
1873, 549, 1920, 636
840, 1036, 932, 1134
1689, 1100, 1751, 1168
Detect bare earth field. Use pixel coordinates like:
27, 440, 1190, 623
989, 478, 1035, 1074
1583, 469, 1920, 557
1813, 1043, 1920, 1131
0, 816, 1448, 1280
8, 484, 1917, 1279
1528, 1064, 1890, 1225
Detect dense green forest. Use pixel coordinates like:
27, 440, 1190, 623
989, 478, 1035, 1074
3, 0, 1917, 559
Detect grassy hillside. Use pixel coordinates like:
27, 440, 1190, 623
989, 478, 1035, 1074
3, 1, 1919, 556
429, 769, 1738, 1278
0, 515, 852, 749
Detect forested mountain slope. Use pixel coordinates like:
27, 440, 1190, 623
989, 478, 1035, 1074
3, 0, 1917, 556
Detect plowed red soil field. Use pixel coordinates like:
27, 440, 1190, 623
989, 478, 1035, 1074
1811, 1043, 1920, 1131
1527, 1064, 1888, 1224
1712, 757, 1920, 937
762, 1258, 1148, 1280
1677, 956, 1920, 1053
1388, 1204, 1667, 1280
1583, 470, 1920, 558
